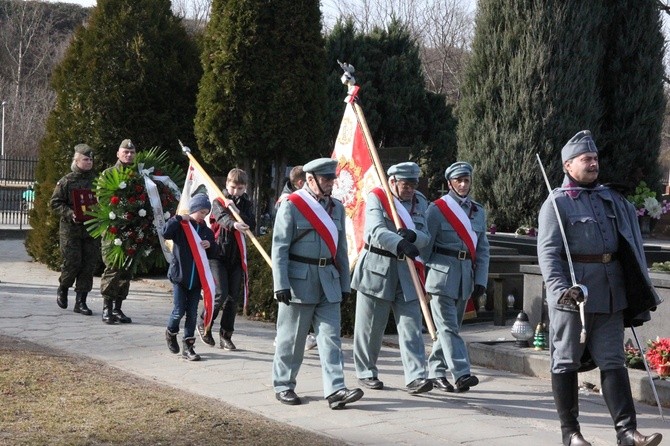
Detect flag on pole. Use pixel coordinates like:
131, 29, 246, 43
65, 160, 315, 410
331, 88, 381, 268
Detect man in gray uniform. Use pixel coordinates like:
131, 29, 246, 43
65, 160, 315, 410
352, 162, 432, 394
272, 158, 363, 409
537, 130, 662, 446
421, 161, 490, 393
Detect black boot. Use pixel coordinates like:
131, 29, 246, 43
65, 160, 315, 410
113, 298, 132, 323
165, 329, 179, 354
102, 298, 116, 324
73, 292, 92, 316
182, 337, 201, 361
56, 286, 68, 309
601, 368, 662, 446
220, 330, 236, 350
552, 372, 591, 446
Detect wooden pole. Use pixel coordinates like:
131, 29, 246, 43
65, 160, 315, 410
348, 94, 437, 341
180, 142, 272, 268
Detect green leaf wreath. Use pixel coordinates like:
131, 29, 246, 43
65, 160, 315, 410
85, 148, 185, 273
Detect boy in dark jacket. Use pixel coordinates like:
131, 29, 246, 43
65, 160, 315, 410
198, 168, 255, 350
163, 193, 217, 361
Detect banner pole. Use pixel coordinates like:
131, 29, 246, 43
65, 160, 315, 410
346, 88, 437, 341
179, 142, 272, 268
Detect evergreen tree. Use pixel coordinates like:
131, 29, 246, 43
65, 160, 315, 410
27, 0, 201, 268
195, 0, 327, 205
325, 18, 456, 195
458, 0, 665, 231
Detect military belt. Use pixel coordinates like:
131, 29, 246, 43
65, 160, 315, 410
289, 253, 334, 267
433, 246, 470, 260
363, 243, 405, 261
561, 252, 618, 264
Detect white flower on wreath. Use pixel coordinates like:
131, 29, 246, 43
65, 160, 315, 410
164, 211, 170, 219
119, 181, 127, 189
109, 211, 117, 220
114, 238, 122, 246
138, 209, 147, 217
644, 197, 663, 219
144, 248, 153, 256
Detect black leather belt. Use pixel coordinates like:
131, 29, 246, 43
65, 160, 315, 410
562, 252, 617, 264
364, 243, 405, 261
289, 253, 334, 267
433, 246, 471, 260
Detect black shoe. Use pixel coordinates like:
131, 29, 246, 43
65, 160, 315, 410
618, 430, 662, 446
568, 432, 592, 446
112, 308, 132, 323
406, 378, 433, 395
182, 338, 201, 361
102, 306, 116, 324
454, 374, 479, 393
56, 286, 68, 309
276, 389, 301, 405
432, 377, 455, 392
358, 377, 384, 390
326, 388, 364, 410
197, 323, 216, 346
165, 330, 179, 354
220, 331, 237, 350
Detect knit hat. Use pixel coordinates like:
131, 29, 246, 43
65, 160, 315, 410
189, 193, 211, 214
445, 161, 473, 180
74, 144, 94, 158
561, 130, 598, 163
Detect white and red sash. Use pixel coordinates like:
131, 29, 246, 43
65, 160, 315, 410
370, 187, 426, 286
287, 189, 338, 259
180, 219, 216, 331
434, 195, 478, 264
216, 197, 250, 312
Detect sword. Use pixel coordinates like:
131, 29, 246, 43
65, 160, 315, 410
536, 154, 587, 343
630, 326, 665, 421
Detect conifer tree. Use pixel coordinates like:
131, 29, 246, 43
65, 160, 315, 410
27, 0, 201, 267
194, 0, 327, 202
458, 0, 665, 231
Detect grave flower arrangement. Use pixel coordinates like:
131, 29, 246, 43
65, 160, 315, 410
86, 148, 184, 273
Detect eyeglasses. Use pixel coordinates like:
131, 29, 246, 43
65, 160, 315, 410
397, 180, 418, 189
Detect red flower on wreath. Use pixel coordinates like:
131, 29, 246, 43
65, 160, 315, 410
128, 196, 136, 204
110, 196, 120, 205
135, 184, 144, 193
109, 226, 118, 234
124, 212, 134, 220
127, 248, 136, 256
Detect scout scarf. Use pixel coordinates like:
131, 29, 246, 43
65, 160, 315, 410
434, 194, 478, 264
215, 197, 249, 311
287, 189, 338, 259
180, 219, 216, 331
370, 187, 426, 286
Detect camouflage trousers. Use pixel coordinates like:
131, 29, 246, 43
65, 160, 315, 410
59, 224, 100, 292
100, 240, 133, 302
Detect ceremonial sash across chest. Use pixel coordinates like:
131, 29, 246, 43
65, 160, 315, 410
287, 189, 338, 259
370, 187, 426, 286
215, 197, 249, 311
434, 195, 478, 264
180, 220, 216, 331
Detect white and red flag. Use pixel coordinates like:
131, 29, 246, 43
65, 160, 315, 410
331, 87, 381, 268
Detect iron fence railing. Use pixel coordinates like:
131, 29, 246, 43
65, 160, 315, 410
0, 155, 37, 185
0, 188, 31, 228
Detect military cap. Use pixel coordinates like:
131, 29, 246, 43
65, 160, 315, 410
303, 158, 338, 180
188, 193, 211, 214
561, 130, 598, 163
119, 139, 136, 150
387, 162, 420, 182
445, 161, 473, 180
74, 143, 94, 158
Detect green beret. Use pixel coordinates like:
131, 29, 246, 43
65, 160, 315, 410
119, 139, 136, 150
303, 158, 338, 180
561, 130, 598, 163
445, 161, 473, 180
74, 143, 94, 158
387, 162, 420, 182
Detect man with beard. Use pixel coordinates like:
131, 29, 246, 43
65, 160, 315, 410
537, 130, 662, 446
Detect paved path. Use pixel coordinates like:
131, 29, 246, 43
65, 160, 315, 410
1, 237, 668, 445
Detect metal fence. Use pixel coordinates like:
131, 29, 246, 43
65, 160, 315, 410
0, 188, 31, 228
0, 156, 37, 185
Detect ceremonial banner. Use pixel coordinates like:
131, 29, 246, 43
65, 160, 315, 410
331, 93, 381, 268
177, 162, 219, 216
180, 219, 216, 331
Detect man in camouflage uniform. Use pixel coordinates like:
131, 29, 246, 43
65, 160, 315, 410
50, 143, 99, 315
99, 139, 137, 324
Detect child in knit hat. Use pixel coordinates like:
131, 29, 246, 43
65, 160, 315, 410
162, 193, 217, 361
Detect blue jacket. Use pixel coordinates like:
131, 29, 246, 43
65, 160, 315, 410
162, 215, 217, 290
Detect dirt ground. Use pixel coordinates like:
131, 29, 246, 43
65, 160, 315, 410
0, 335, 345, 446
